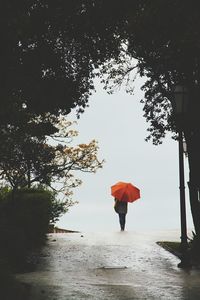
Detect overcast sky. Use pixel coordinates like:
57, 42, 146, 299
57, 77, 193, 233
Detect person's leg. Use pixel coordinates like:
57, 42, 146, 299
123, 214, 126, 230
119, 213, 126, 230
121, 214, 126, 230
118, 213, 122, 229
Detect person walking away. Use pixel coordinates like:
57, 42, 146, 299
114, 198, 128, 231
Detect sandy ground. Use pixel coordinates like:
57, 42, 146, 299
16, 230, 200, 300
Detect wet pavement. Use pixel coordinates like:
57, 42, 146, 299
16, 231, 200, 300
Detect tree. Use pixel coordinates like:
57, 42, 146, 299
0, 115, 104, 208
2, 1, 136, 122
2, 0, 116, 120
0, 111, 57, 189
2, 1, 81, 117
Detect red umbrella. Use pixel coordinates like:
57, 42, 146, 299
111, 181, 140, 203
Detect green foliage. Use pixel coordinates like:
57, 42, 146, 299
0, 119, 56, 189
0, 116, 104, 204
49, 194, 74, 225
35, 185, 75, 225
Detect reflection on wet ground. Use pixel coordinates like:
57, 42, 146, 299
17, 231, 200, 299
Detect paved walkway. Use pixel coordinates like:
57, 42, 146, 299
17, 231, 200, 300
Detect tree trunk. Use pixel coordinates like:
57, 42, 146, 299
187, 181, 200, 236
185, 130, 200, 236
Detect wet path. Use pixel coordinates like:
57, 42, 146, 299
17, 231, 200, 299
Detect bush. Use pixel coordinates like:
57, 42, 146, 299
0, 188, 52, 269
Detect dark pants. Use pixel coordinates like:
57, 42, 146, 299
118, 213, 126, 230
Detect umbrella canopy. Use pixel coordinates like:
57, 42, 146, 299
111, 181, 140, 203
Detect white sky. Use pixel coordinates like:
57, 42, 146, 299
57, 77, 193, 233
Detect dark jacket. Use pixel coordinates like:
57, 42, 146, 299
114, 199, 128, 214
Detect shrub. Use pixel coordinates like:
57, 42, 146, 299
0, 188, 52, 269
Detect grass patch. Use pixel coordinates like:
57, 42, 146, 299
157, 241, 200, 268
157, 241, 182, 259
